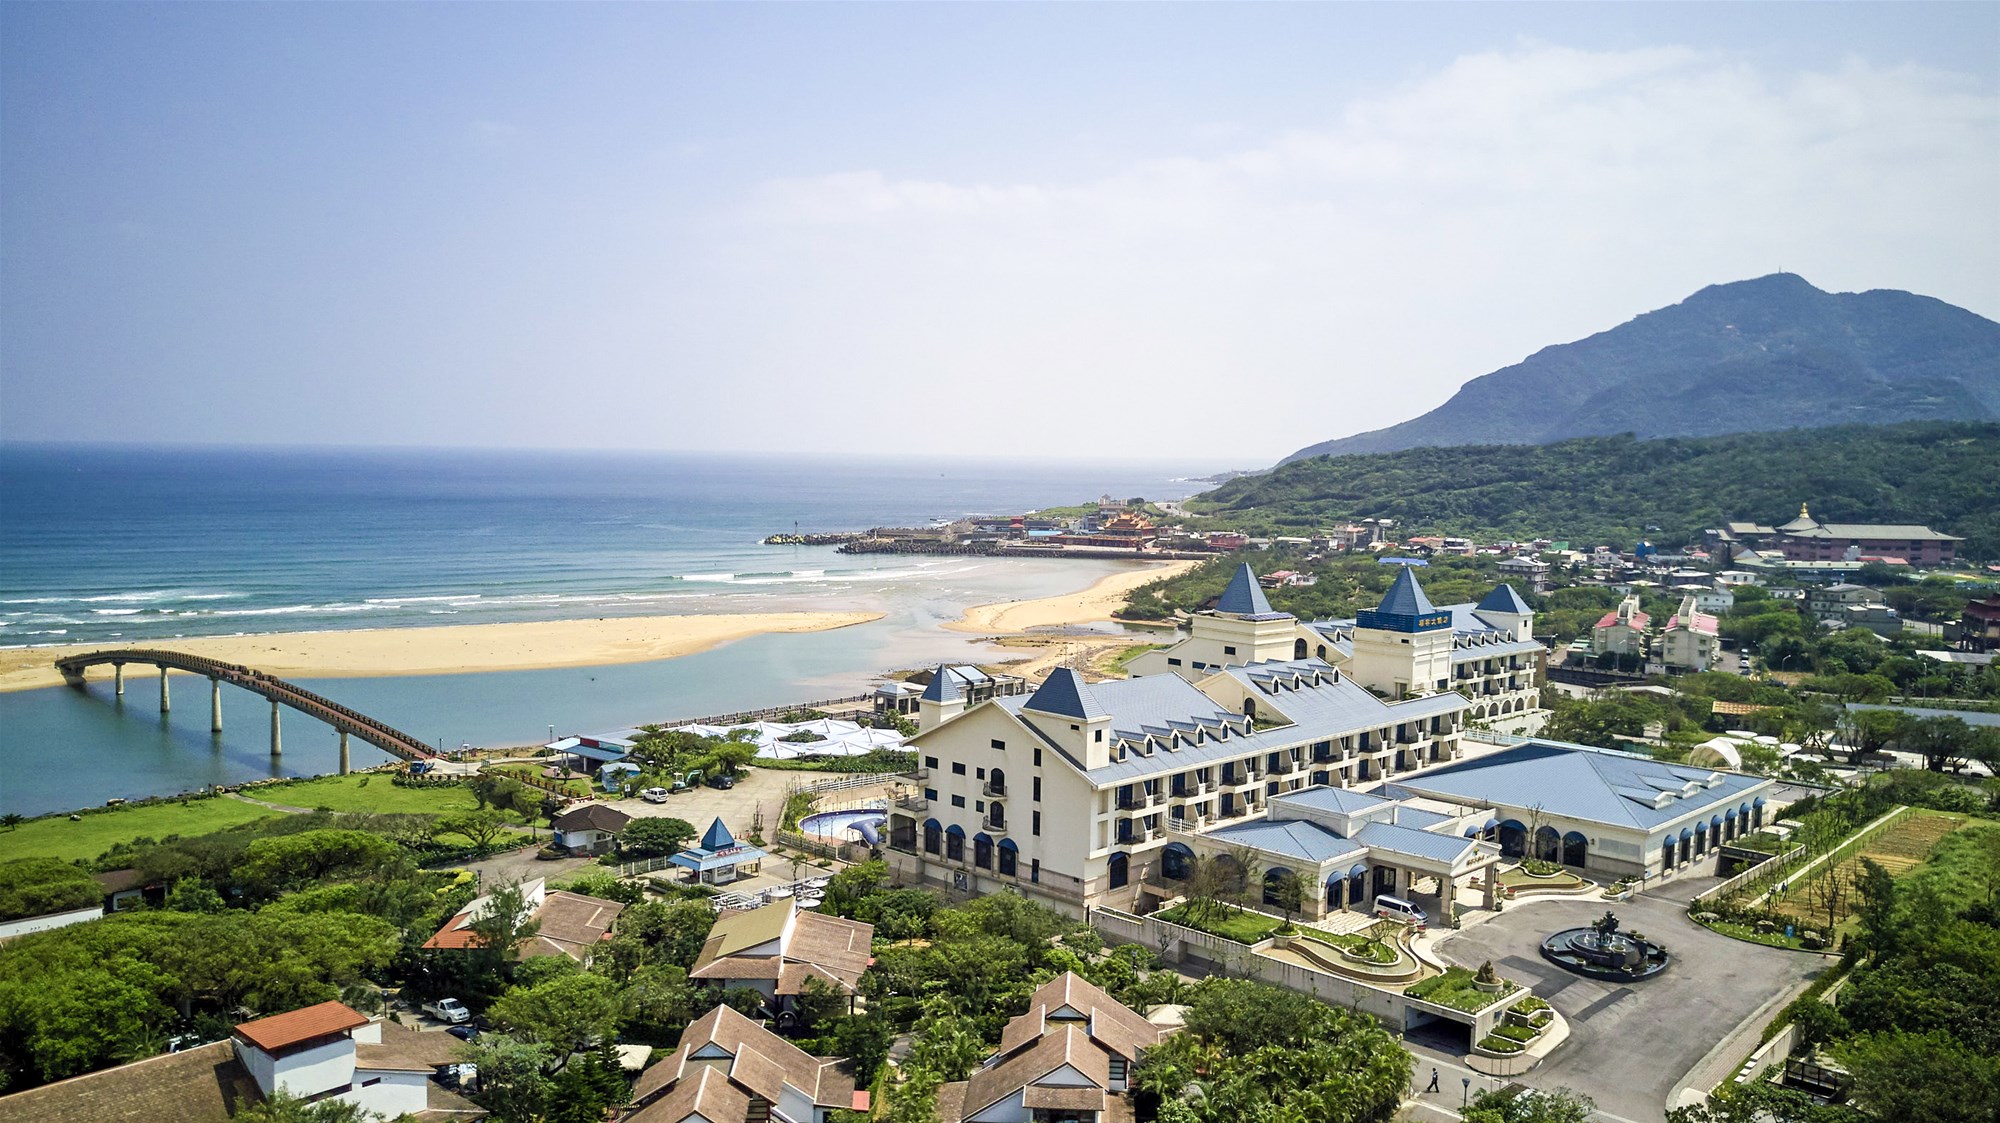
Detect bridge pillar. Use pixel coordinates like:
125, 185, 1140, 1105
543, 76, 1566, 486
114, 663, 125, 696
158, 667, 170, 713
210, 678, 224, 733
338, 732, 350, 775
270, 701, 282, 756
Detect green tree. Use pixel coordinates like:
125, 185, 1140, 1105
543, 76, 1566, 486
1835, 1030, 2000, 1123
438, 810, 517, 855
620, 817, 697, 858
487, 972, 624, 1066
905, 997, 984, 1081
467, 881, 541, 964
544, 1043, 631, 1123
0, 858, 105, 921
236, 830, 404, 897
884, 1066, 942, 1123
1465, 1088, 1597, 1123
163, 878, 227, 914
461, 1035, 556, 1123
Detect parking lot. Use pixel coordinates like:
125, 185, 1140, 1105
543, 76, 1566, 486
1435, 888, 1827, 1122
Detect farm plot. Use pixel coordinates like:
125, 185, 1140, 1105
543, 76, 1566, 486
1766, 811, 1966, 931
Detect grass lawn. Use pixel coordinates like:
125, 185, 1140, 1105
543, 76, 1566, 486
1106, 644, 1167, 676
1156, 903, 1284, 944
2, 798, 281, 863
255, 774, 498, 817
1298, 927, 1398, 964
1499, 867, 1587, 890
490, 763, 593, 797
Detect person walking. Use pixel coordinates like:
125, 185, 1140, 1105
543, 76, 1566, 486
1425, 1068, 1441, 1093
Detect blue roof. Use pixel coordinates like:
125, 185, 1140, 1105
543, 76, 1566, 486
1205, 818, 1365, 865
699, 817, 737, 851
1393, 741, 1773, 833
920, 665, 961, 703
1024, 668, 1107, 720
1270, 786, 1391, 816
1353, 821, 1480, 865
1476, 584, 1533, 616
1357, 567, 1452, 633
1216, 563, 1280, 617
670, 842, 766, 872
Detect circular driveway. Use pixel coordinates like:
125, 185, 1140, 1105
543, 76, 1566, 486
1434, 888, 1827, 1122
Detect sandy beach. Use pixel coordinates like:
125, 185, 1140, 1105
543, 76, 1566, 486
0, 611, 883, 694
944, 559, 1200, 634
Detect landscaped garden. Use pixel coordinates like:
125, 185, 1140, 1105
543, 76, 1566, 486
1403, 964, 1517, 1012
1155, 902, 1285, 944
1498, 859, 1589, 892
1296, 925, 1399, 965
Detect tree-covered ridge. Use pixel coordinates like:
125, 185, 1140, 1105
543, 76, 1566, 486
1196, 422, 2000, 558
1284, 273, 2000, 463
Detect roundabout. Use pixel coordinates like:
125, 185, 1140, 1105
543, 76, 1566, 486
1539, 910, 1670, 982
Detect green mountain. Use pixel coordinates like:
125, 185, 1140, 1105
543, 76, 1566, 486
1282, 274, 2000, 464
1195, 422, 2000, 559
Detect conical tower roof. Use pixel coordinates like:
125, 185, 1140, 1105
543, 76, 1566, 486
1216, 563, 1277, 616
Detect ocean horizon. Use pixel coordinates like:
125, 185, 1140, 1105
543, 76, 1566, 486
0, 444, 1226, 815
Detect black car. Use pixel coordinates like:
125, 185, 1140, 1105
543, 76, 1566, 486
706, 773, 735, 790
445, 1024, 479, 1042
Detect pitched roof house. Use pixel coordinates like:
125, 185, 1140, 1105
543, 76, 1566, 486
937, 972, 1164, 1123
552, 804, 633, 855
422, 877, 624, 963
690, 898, 873, 1018
625, 1004, 864, 1123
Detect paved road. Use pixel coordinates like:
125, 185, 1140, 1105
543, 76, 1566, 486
1434, 889, 1825, 1123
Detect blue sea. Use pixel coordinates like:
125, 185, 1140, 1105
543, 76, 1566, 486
0, 445, 1227, 816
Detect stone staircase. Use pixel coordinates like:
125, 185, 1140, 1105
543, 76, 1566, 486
1304, 910, 1379, 936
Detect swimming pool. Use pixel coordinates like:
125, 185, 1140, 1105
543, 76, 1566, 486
799, 803, 888, 844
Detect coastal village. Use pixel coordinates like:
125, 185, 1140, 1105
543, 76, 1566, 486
4, 496, 1998, 1123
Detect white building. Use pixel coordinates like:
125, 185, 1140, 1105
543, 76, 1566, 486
886, 653, 1470, 918
232, 1002, 463, 1120
1661, 595, 1722, 672
1129, 564, 1544, 734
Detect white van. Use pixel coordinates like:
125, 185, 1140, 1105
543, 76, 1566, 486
641, 787, 670, 803
1374, 895, 1427, 925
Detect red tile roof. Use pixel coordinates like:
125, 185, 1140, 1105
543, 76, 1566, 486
233, 1002, 368, 1054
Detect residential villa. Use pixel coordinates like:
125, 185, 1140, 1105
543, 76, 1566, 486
1591, 596, 1649, 659
1962, 594, 2000, 653
1660, 595, 1721, 672
552, 804, 632, 856
422, 877, 624, 964
1705, 503, 1962, 565
937, 973, 1165, 1123
1496, 554, 1552, 593
1126, 564, 1545, 734
688, 898, 875, 1024
624, 1004, 864, 1123
888, 644, 1472, 918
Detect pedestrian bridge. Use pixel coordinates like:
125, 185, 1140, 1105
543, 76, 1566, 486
55, 648, 437, 768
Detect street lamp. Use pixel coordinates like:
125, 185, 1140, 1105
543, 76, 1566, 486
1462, 1077, 1472, 1108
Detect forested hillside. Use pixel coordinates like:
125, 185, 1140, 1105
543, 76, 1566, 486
1196, 422, 2000, 558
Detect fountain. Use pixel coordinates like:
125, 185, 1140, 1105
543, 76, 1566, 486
1539, 910, 1670, 981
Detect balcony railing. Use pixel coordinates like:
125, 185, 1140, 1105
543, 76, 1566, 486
893, 794, 930, 812
983, 814, 1007, 832
982, 781, 1006, 798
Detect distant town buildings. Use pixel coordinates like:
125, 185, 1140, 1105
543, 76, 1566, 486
1706, 502, 1961, 566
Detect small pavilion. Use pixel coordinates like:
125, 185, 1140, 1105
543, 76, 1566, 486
670, 817, 767, 886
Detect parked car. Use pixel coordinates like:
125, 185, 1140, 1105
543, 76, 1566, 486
706, 774, 736, 790
641, 787, 670, 803
1373, 895, 1428, 925
422, 998, 472, 1024
445, 1024, 480, 1042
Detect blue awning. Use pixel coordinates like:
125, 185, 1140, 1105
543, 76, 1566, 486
945, 823, 965, 837
997, 838, 1018, 851
1348, 863, 1368, 879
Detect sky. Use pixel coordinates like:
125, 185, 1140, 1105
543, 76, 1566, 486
3, 3, 1996, 465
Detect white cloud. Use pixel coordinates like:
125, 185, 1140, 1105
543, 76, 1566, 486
696, 44, 1998, 460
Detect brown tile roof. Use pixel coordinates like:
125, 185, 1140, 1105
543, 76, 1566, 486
1709, 701, 1774, 716
688, 901, 872, 994
995, 973, 1161, 1062
92, 868, 148, 896
233, 1001, 369, 1054
0, 1040, 258, 1123
425, 889, 624, 962
629, 1004, 856, 1120
552, 804, 631, 834
935, 1080, 971, 1123
627, 1064, 751, 1123
1024, 1085, 1109, 1112
962, 1026, 1107, 1121
355, 1021, 466, 1074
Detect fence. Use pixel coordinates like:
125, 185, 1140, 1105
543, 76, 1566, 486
774, 829, 845, 861
661, 694, 873, 728
794, 774, 899, 796
1696, 804, 1912, 908
612, 855, 681, 878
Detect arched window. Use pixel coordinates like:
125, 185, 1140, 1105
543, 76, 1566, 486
989, 768, 1006, 797
1262, 868, 1297, 907
923, 819, 941, 855
945, 825, 965, 861
997, 838, 1018, 877
1497, 820, 1527, 858
1316, 644, 1327, 660
988, 802, 1005, 829
1108, 853, 1129, 889
1294, 638, 1309, 660
1162, 842, 1194, 881
1561, 831, 1587, 868
1243, 697, 1257, 719
1662, 838, 1676, 870
1535, 825, 1561, 862
974, 833, 993, 870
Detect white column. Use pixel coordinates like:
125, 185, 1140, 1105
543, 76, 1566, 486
270, 701, 282, 756
114, 663, 125, 696
210, 678, 224, 733
158, 667, 170, 713
338, 732, 350, 775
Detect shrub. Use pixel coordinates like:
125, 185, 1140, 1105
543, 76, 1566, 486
1477, 1033, 1525, 1054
